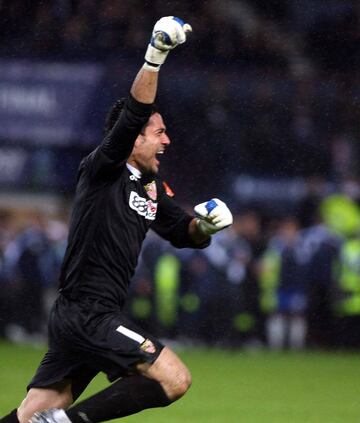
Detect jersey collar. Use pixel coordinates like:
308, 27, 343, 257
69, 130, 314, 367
126, 163, 142, 180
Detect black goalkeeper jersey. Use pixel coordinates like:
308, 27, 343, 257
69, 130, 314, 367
58, 95, 206, 308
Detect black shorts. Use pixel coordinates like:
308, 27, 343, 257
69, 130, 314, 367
28, 295, 164, 400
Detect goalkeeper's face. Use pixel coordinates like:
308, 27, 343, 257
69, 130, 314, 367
129, 112, 170, 175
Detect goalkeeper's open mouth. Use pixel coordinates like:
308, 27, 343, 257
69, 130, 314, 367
155, 149, 165, 166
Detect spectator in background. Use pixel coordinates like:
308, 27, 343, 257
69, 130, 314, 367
297, 175, 326, 229
44, 212, 70, 314
1, 212, 54, 341
189, 210, 264, 348
331, 233, 360, 348
230, 211, 264, 347
259, 217, 307, 350
127, 232, 182, 340
319, 193, 360, 347
178, 248, 219, 345
303, 221, 341, 348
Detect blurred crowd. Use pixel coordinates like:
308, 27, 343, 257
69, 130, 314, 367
1, 181, 360, 350
0, 208, 68, 343
1, 1, 360, 349
0, 0, 292, 62
1, 0, 359, 70
1, 0, 360, 189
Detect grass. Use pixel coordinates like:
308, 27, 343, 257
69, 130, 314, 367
1, 342, 360, 422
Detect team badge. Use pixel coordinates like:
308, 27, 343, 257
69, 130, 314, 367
140, 339, 156, 354
129, 191, 157, 220
144, 181, 157, 201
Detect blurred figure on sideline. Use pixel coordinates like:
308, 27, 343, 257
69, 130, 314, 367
1, 212, 53, 341
259, 217, 307, 350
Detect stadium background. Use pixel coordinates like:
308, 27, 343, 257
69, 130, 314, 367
0, 1, 360, 421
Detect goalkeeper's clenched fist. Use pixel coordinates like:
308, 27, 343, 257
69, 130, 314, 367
144, 16, 192, 72
195, 199, 233, 236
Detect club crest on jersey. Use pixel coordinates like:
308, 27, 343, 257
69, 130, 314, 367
140, 338, 156, 354
129, 191, 157, 220
144, 180, 157, 201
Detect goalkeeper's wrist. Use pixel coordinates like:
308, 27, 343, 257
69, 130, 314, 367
144, 44, 169, 71
196, 218, 216, 237
143, 61, 161, 72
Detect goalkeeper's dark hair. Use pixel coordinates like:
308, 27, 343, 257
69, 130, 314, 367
104, 98, 157, 136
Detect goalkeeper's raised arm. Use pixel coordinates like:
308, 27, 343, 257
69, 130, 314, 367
86, 16, 192, 180
131, 16, 192, 103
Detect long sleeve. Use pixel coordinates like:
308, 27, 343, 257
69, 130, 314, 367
83, 95, 153, 180
151, 183, 210, 249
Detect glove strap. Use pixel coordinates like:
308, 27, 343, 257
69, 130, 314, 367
143, 62, 161, 72
145, 44, 169, 66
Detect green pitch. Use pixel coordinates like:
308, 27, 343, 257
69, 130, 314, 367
1, 342, 359, 422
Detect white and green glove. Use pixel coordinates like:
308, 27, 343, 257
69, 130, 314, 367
144, 16, 192, 72
195, 199, 233, 236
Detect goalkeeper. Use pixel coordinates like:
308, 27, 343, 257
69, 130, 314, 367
0, 16, 233, 423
